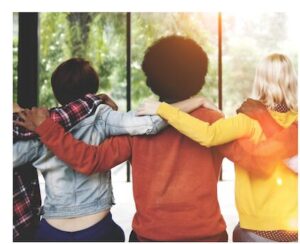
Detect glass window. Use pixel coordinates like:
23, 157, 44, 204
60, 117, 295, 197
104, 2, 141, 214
131, 12, 218, 109
13, 12, 298, 181
221, 12, 298, 180
13, 13, 18, 103
222, 12, 298, 116
38, 13, 127, 110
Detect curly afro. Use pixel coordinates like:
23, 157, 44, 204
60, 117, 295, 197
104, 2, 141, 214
142, 35, 208, 102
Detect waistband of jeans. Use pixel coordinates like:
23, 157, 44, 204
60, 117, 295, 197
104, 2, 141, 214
42, 197, 114, 219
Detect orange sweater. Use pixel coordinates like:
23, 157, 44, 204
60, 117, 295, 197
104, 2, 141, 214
35, 108, 297, 241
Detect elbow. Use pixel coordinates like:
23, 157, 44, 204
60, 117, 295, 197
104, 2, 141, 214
200, 131, 220, 147
201, 136, 216, 148
79, 161, 104, 176
202, 142, 215, 148
79, 167, 94, 176
147, 127, 157, 135
70, 162, 95, 175
148, 117, 165, 135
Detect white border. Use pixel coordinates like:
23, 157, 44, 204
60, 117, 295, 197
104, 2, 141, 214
1, 0, 299, 243
6, 0, 300, 12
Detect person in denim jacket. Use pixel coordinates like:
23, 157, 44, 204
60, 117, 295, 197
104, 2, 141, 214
13, 58, 166, 241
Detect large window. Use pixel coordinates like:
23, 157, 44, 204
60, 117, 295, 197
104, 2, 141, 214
131, 13, 218, 108
15, 13, 220, 110
220, 12, 298, 180
13, 12, 298, 181
39, 13, 127, 110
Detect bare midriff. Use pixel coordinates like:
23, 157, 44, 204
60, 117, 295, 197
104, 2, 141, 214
45, 209, 110, 232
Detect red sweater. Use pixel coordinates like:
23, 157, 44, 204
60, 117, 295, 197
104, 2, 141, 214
35, 108, 298, 241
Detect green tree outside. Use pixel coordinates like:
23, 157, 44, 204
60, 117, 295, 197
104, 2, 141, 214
13, 12, 297, 115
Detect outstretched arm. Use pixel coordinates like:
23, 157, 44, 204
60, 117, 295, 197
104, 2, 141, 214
137, 101, 256, 147
171, 96, 223, 115
13, 93, 104, 141
137, 96, 222, 115
36, 119, 132, 175
16, 108, 132, 175
218, 122, 298, 176
104, 96, 218, 137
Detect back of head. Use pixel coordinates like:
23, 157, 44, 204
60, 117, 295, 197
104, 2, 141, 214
252, 53, 298, 112
142, 35, 208, 102
51, 58, 99, 105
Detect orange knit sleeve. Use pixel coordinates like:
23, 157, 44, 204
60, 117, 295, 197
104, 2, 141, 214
35, 118, 132, 175
218, 123, 298, 176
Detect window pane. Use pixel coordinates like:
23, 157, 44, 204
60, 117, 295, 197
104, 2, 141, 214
131, 13, 218, 109
222, 12, 298, 116
221, 12, 298, 180
13, 13, 18, 103
38, 13, 126, 110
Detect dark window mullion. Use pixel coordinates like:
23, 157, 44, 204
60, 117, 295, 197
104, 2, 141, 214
218, 12, 223, 181
17, 12, 38, 108
126, 12, 131, 182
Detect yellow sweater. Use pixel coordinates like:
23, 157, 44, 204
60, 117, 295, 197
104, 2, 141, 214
157, 102, 298, 231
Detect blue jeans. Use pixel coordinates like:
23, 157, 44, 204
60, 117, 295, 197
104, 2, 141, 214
129, 230, 228, 242
35, 212, 125, 242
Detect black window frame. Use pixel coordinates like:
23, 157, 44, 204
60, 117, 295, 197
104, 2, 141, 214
17, 12, 223, 181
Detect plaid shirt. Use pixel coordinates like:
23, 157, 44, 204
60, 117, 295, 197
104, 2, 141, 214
13, 94, 102, 141
13, 164, 41, 240
13, 93, 102, 239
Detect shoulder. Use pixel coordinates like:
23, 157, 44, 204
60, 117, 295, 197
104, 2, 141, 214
191, 107, 224, 124
69, 104, 112, 129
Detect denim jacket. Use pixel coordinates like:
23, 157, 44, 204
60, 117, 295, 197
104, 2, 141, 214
13, 104, 166, 218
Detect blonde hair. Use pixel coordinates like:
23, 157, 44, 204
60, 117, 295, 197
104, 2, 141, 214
252, 53, 298, 112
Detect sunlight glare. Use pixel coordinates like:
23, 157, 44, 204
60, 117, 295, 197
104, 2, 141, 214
276, 177, 283, 186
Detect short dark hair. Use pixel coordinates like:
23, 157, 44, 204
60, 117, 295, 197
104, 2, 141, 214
142, 35, 208, 102
51, 58, 99, 105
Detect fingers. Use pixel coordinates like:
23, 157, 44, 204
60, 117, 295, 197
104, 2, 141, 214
105, 98, 118, 111
136, 110, 146, 116
236, 100, 247, 114
136, 103, 156, 116
14, 120, 26, 127
17, 111, 27, 121
98, 93, 108, 101
135, 105, 145, 116
18, 109, 30, 121
98, 94, 119, 111
15, 107, 49, 130
136, 102, 150, 116
202, 100, 222, 114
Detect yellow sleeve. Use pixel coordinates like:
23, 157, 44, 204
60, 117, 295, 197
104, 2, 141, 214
157, 102, 257, 147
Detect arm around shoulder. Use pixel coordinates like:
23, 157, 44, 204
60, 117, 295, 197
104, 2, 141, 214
103, 106, 166, 137
35, 118, 132, 175
157, 103, 257, 147
218, 122, 298, 176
